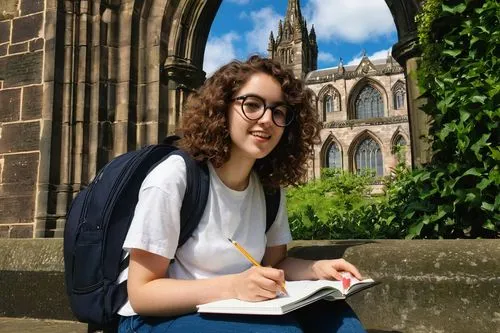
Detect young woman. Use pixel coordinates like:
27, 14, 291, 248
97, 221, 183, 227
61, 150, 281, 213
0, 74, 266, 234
117, 55, 367, 333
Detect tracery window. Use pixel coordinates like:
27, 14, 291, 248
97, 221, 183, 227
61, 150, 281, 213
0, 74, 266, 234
392, 82, 406, 109
355, 138, 383, 176
322, 88, 341, 117
332, 93, 340, 112
392, 135, 407, 154
355, 86, 383, 119
324, 95, 333, 114
326, 142, 342, 169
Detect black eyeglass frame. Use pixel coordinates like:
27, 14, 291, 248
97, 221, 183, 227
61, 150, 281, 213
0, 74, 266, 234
231, 94, 295, 127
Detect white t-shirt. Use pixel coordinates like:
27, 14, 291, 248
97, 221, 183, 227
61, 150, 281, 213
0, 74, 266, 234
117, 155, 292, 316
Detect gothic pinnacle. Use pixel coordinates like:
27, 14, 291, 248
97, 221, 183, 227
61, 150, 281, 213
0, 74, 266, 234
309, 24, 316, 41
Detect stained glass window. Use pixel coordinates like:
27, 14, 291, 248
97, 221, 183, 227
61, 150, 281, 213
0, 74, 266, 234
324, 95, 333, 113
327, 142, 342, 169
333, 93, 340, 112
392, 135, 407, 154
355, 86, 383, 119
393, 83, 406, 109
355, 138, 383, 175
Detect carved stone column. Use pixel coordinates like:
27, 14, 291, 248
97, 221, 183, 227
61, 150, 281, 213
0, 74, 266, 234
393, 35, 431, 167
385, 0, 429, 167
162, 58, 206, 135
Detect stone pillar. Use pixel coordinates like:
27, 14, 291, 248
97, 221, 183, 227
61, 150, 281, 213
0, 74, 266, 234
162, 59, 205, 135
393, 36, 431, 167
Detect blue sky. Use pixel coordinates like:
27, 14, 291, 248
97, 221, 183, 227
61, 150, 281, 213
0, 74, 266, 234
203, 0, 398, 75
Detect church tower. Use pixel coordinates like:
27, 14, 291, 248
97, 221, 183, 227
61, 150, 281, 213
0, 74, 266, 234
268, 0, 318, 79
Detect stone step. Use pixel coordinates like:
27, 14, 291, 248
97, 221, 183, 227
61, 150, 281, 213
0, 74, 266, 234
0, 317, 86, 333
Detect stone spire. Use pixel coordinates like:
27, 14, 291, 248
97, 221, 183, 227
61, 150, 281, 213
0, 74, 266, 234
268, 31, 275, 56
386, 50, 393, 66
285, 0, 303, 27
269, 30, 275, 45
338, 57, 345, 74
268, 0, 317, 79
309, 24, 317, 42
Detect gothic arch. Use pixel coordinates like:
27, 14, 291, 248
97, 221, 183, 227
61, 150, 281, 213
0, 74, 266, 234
347, 130, 385, 174
391, 80, 406, 109
318, 84, 341, 121
347, 78, 388, 120
392, 79, 406, 91
320, 134, 344, 169
390, 127, 410, 153
33, 0, 424, 237
40, 0, 222, 237
159, 1, 221, 142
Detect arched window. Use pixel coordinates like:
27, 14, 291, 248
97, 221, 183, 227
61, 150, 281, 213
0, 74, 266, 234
324, 95, 333, 113
393, 82, 406, 109
392, 135, 407, 154
355, 138, 383, 176
333, 93, 341, 112
326, 142, 342, 169
355, 85, 383, 119
395, 135, 406, 147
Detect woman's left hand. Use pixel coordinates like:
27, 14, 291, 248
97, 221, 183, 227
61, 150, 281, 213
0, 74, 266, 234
311, 259, 362, 281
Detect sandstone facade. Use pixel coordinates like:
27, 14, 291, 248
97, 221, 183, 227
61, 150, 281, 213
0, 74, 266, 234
307, 58, 411, 179
270, 1, 411, 180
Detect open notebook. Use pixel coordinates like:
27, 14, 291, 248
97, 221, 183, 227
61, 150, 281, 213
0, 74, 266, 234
197, 277, 377, 315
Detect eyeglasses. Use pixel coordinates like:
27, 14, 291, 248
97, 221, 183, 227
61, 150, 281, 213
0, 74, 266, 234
231, 94, 294, 127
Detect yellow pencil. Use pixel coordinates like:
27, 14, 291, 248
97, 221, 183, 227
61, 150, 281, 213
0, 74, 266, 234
228, 238, 288, 295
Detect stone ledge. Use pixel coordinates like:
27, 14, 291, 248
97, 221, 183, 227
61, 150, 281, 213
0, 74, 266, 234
0, 239, 499, 333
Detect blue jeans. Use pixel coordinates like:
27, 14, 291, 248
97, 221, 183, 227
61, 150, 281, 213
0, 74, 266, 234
118, 300, 366, 333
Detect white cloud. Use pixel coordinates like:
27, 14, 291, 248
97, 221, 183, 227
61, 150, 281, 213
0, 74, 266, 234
203, 32, 241, 76
304, 0, 396, 43
244, 7, 283, 55
347, 48, 392, 65
318, 52, 336, 64
226, 0, 250, 4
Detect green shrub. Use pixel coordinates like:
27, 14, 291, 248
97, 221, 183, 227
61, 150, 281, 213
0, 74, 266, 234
287, 169, 407, 239
406, 0, 500, 238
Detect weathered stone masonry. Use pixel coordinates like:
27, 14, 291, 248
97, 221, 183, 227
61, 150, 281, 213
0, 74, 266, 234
0, 0, 47, 238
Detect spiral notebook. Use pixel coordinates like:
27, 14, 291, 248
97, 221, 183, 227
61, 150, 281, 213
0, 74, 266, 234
197, 277, 377, 315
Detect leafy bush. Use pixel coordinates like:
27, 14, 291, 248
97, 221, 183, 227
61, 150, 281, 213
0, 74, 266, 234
287, 169, 408, 239
407, 0, 500, 238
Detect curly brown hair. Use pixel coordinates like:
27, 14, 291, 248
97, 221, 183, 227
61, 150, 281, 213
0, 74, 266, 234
178, 55, 321, 188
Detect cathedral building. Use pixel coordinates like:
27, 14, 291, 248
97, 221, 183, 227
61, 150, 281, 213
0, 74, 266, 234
269, 0, 411, 180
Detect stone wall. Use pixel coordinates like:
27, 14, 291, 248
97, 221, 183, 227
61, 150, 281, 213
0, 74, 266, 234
314, 121, 411, 177
0, 0, 48, 238
0, 239, 498, 332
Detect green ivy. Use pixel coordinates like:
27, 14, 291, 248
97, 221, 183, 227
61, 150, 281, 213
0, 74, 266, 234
407, 0, 500, 238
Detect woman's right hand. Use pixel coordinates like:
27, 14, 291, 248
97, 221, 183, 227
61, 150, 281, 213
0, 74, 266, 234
231, 266, 286, 301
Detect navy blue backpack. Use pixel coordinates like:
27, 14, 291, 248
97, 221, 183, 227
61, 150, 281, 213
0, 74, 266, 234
63, 137, 280, 331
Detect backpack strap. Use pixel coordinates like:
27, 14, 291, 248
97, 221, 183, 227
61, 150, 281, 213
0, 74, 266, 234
171, 148, 280, 245
264, 188, 281, 233
173, 150, 210, 248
